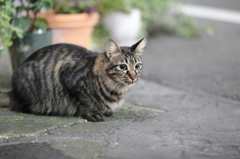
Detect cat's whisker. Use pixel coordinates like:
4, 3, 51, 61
138, 79, 153, 103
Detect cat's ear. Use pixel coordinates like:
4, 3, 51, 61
131, 37, 146, 55
105, 39, 121, 60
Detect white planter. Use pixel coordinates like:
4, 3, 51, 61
103, 9, 141, 45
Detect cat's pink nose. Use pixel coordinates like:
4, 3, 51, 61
128, 72, 137, 82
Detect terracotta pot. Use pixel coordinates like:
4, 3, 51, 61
38, 11, 100, 48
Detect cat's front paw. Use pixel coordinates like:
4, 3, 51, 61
103, 108, 113, 117
81, 113, 104, 122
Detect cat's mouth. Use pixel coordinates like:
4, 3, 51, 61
125, 77, 138, 84
116, 76, 138, 85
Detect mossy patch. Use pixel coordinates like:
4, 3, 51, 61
0, 107, 8, 112
0, 115, 25, 123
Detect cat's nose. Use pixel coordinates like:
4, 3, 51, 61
128, 72, 137, 82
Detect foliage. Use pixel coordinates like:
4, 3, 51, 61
0, 0, 23, 47
93, 0, 199, 41
95, 0, 131, 14
91, 0, 133, 50
174, 14, 199, 37
52, 0, 98, 14
131, 0, 199, 38
131, 0, 172, 21
12, 0, 53, 34
0, 0, 52, 57
56, 0, 130, 15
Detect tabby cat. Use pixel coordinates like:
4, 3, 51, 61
9, 38, 146, 122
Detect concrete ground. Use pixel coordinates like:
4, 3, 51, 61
1, 1, 240, 159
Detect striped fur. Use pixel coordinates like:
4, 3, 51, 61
9, 38, 146, 122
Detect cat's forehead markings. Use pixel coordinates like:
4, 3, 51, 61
124, 59, 128, 64
133, 57, 138, 63
120, 59, 126, 63
119, 47, 140, 64
124, 52, 132, 59
126, 53, 137, 63
135, 57, 141, 63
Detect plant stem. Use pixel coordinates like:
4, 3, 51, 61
19, 0, 24, 7
28, 11, 37, 33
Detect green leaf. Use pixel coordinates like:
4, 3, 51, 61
102, 0, 130, 14
33, 1, 44, 13
43, 0, 53, 10
69, 8, 80, 14
34, 0, 53, 13
13, 17, 31, 33
35, 18, 48, 31
16, 6, 27, 14
12, 26, 23, 39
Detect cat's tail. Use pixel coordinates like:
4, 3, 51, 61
0, 91, 10, 107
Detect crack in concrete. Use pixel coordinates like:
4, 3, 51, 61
0, 120, 85, 143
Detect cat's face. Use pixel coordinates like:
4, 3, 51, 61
105, 38, 146, 86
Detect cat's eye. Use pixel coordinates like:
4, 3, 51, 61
135, 63, 142, 70
119, 64, 127, 70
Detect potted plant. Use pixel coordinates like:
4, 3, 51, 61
8, 0, 53, 70
38, 0, 100, 48
0, 0, 23, 56
0, 0, 23, 88
93, 0, 199, 48
95, 0, 141, 45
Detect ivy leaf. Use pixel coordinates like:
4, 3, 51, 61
16, 6, 27, 14
35, 18, 48, 31
33, 0, 52, 13
12, 26, 23, 39
43, 0, 53, 10
13, 17, 31, 33
34, 1, 45, 13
